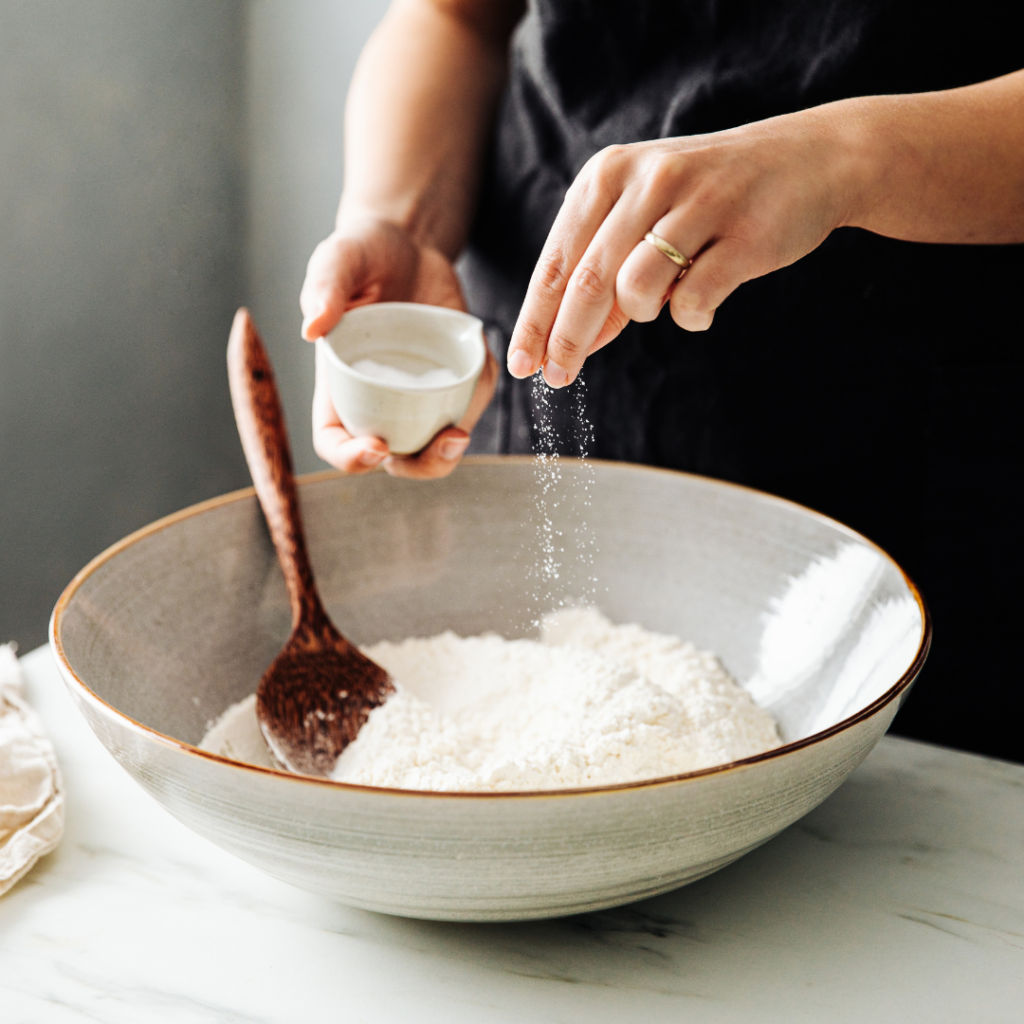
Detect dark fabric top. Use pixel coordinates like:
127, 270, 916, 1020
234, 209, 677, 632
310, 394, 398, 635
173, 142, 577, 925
459, 0, 1024, 762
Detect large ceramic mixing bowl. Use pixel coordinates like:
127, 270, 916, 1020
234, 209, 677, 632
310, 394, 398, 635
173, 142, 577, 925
50, 457, 929, 922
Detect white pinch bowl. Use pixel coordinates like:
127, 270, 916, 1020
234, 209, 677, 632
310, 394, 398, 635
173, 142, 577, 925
50, 458, 930, 922
317, 302, 486, 455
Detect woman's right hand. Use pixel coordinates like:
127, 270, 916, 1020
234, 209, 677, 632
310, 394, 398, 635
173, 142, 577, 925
299, 215, 497, 479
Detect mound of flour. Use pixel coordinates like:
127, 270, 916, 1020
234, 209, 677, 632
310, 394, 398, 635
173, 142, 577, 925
200, 608, 780, 791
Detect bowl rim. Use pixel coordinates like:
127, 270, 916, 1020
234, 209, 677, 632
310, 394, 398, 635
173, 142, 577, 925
319, 301, 486, 394
49, 456, 932, 801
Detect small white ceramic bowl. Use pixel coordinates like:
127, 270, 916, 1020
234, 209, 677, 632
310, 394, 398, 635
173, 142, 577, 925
318, 302, 486, 455
50, 459, 930, 922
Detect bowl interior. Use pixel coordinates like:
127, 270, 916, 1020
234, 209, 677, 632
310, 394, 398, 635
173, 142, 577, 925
323, 302, 484, 385
55, 459, 925, 763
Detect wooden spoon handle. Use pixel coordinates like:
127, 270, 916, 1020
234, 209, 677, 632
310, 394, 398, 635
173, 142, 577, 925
227, 308, 325, 632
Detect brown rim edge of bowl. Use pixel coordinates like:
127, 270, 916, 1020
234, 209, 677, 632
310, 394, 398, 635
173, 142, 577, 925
49, 455, 933, 801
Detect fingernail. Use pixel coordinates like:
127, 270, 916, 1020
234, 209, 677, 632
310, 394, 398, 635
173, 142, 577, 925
507, 350, 534, 378
359, 448, 385, 467
301, 302, 326, 340
543, 361, 571, 388
439, 437, 469, 461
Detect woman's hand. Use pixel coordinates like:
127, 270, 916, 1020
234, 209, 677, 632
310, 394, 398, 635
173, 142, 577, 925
508, 66, 1024, 390
506, 108, 856, 387
300, 215, 497, 479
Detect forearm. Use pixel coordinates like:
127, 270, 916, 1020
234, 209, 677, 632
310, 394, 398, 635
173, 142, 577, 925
339, 0, 522, 259
834, 69, 1024, 244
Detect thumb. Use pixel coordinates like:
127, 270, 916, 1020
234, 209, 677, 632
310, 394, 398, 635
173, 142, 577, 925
299, 232, 373, 341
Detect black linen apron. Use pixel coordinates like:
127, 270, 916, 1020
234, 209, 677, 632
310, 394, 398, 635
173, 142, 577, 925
459, 0, 1024, 762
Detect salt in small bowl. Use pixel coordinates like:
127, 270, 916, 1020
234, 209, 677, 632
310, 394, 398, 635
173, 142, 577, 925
318, 302, 486, 455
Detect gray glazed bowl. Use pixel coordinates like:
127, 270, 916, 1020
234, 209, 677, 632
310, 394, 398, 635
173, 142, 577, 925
50, 458, 929, 922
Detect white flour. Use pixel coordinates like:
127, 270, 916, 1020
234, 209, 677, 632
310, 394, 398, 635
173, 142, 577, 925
200, 608, 780, 791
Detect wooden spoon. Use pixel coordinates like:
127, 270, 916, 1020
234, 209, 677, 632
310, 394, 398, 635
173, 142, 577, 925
227, 308, 393, 777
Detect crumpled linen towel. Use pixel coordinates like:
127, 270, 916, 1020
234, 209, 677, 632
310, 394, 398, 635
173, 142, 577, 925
1, 644, 64, 895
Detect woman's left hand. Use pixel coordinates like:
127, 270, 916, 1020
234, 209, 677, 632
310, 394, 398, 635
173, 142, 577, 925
505, 108, 856, 387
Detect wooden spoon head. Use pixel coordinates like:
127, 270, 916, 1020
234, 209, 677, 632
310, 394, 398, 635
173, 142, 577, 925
256, 625, 394, 778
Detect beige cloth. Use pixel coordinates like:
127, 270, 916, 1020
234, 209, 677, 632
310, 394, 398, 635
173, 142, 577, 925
0, 644, 64, 895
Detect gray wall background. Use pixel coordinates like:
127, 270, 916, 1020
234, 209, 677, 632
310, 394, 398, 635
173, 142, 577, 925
246, 0, 389, 477
1, 0, 388, 650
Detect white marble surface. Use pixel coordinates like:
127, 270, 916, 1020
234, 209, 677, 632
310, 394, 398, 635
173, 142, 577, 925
2, 646, 1023, 1023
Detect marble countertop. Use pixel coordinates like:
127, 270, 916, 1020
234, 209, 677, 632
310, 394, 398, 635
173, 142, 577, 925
2, 645, 1023, 1023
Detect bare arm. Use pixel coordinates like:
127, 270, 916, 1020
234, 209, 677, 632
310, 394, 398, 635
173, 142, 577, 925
300, 0, 523, 478
840, 69, 1024, 243
339, 0, 524, 259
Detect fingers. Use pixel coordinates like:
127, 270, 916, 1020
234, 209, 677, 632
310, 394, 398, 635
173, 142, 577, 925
312, 347, 388, 473
303, 221, 493, 479
540, 224, 631, 386
507, 146, 630, 385
616, 235, 695, 325
616, 194, 715, 318
459, 347, 499, 433
616, 199, 750, 332
300, 233, 371, 341
383, 427, 470, 480
383, 347, 498, 479
313, 339, 498, 479
507, 122, 845, 366
589, 300, 632, 356
299, 219, 426, 341
315, 425, 390, 473
669, 236, 751, 331
411, 246, 469, 312
508, 145, 725, 386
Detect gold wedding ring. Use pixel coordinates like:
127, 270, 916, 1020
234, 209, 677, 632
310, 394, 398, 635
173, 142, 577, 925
644, 231, 692, 274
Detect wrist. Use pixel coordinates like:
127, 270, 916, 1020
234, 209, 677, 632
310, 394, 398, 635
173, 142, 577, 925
820, 95, 902, 231
337, 194, 462, 260
336, 197, 412, 239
